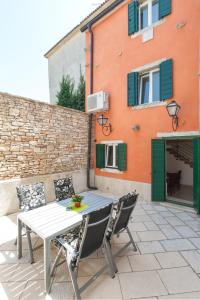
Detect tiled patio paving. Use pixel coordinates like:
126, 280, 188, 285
1, 195, 200, 299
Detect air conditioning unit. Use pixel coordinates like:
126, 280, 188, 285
87, 91, 109, 113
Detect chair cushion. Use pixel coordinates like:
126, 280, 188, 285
107, 191, 138, 238
17, 182, 46, 211
53, 226, 81, 249
54, 177, 75, 201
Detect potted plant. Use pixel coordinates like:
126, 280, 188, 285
71, 194, 84, 208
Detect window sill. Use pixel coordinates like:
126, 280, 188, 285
100, 168, 123, 174
132, 101, 166, 110
131, 19, 165, 40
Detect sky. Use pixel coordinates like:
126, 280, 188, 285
0, 0, 105, 102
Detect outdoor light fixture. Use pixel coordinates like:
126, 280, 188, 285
166, 100, 181, 131
97, 114, 112, 136
132, 124, 140, 132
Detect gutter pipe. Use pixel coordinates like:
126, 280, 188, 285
87, 24, 97, 190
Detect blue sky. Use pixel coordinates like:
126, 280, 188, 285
0, 0, 104, 102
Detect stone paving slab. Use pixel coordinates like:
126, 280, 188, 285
155, 252, 188, 268
119, 271, 168, 299
175, 212, 194, 222
150, 214, 169, 225
144, 221, 160, 231
187, 221, 200, 231
158, 266, 200, 294
137, 231, 166, 242
128, 222, 147, 232
128, 254, 161, 271
161, 239, 196, 251
189, 237, 200, 249
164, 216, 185, 226
159, 225, 181, 239
181, 250, 200, 273
175, 226, 198, 238
137, 241, 165, 254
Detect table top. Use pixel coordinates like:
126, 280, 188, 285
18, 192, 116, 239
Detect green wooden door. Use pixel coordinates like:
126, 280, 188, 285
152, 139, 166, 202
193, 138, 200, 213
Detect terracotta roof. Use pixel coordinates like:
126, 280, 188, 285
44, 0, 113, 58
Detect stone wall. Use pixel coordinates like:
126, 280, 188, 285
0, 92, 89, 215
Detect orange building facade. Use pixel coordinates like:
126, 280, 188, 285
83, 0, 200, 210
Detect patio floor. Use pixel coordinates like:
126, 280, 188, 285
1, 194, 200, 299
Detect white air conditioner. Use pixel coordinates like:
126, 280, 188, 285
87, 91, 109, 113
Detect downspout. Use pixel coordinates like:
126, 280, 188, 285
87, 24, 97, 189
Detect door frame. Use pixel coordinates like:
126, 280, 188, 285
152, 136, 199, 212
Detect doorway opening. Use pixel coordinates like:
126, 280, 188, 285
166, 139, 193, 206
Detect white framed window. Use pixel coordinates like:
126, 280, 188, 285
139, 68, 160, 104
105, 144, 118, 169
139, 0, 159, 30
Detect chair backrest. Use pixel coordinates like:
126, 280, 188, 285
16, 182, 46, 212
78, 203, 113, 260
112, 192, 138, 235
54, 177, 75, 201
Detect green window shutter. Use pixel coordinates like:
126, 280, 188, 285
159, 0, 172, 19
152, 139, 165, 202
128, 72, 139, 106
118, 143, 127, 171
193, 138, 200, 214
96, 144, 105, 169
160, 59, 173, 101
128, 1, 139, 35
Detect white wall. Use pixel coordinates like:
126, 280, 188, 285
48, 31, 85, 104
166, 152, 193, 186
95, 175, 151, 201
0, 169, 87, 216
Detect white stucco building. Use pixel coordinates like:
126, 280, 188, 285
44, 27, 85, 104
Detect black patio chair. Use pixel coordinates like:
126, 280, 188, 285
50, 203, 116, 300
54, 176, 75, 202
16, 182, 46, 263
107, 191, 139, 272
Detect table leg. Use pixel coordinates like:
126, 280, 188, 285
17, 218, 22, 259
44, 238, 51, 294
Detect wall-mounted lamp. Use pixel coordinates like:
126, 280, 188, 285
166, 100, 181, 131
132, 124, 140, 132
176, 21, 186, 29
97, 114, 112, 136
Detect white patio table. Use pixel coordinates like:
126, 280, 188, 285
17, 191, 116, 293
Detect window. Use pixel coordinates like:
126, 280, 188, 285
140, 74, 150, 104
96, 143, 127, 171
105, 144, 118, 168
139, 0, 159, 30
152, 0, 159, 23
140, 4, 148, 30
139, 69, 160, 104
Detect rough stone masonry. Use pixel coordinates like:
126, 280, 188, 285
0, 92, 89, 215
0, 92, 88, 179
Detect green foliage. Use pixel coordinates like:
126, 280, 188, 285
56, 70, 85, 112
56, 75, 75, 108
74, 72, 85, 112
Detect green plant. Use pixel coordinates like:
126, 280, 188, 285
74, 71, 85, 112
56, 69, 85, 112
56, 75, 75, 108
71, 194, 84, 203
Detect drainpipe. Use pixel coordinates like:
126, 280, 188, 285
87, 24, 97, 190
